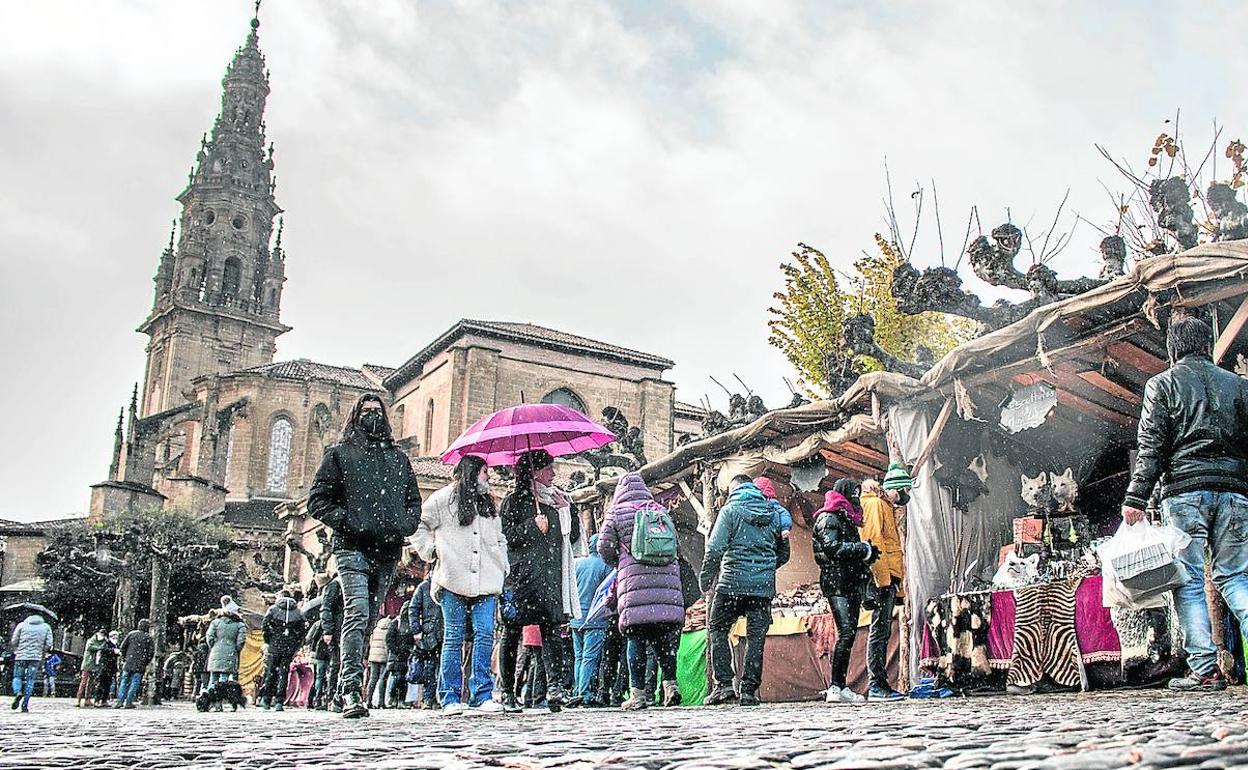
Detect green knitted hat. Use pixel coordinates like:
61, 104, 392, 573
882, 461, 913, 491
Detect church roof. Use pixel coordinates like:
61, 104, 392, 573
235, 359, 385, 391
0, 517, 86, 536
385, 319, 675, 390
674, 400, 708, 417
220, 499, 285, 532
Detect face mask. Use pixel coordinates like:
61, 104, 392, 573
359, 410, 385, 436
477, 476, 490, 494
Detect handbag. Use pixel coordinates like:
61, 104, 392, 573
585, 570, 618, 624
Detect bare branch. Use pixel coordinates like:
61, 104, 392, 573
932, 178, 946, 267
1038, 188, 1071, 261
907, 183, 924, 259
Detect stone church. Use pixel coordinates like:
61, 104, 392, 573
90, 10, 700, 606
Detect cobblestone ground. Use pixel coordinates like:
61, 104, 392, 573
2, 691, 1247, 770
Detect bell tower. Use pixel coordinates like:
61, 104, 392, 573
138, 7, 290, 417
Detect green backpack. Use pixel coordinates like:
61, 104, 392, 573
631, 505, 678, 566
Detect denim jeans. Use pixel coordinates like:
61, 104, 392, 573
120, 671, 143, 706
309, 660, 325, 707
11, 661, 39, 705
208, 671, 235, 686
439, 592, 496, 707
571, 627, 606, 700
868, 581, 899, 689
1163, 491, 1248, 677
708, 592, 771, 695
624, 623, 679, 690
335, 550, 397, 702
827, 592, 862, 689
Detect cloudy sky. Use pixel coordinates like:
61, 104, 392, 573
2, 1, 1247, 521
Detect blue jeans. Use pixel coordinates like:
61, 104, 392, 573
439, 592, 496, 707
12, 661, 39, 705
1163, 491, 1248, 676
208, 671, 235, 686
120, 671, 143, 706
571, 627, 606, 701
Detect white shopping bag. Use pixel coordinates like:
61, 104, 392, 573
1097, 522, 1191, 609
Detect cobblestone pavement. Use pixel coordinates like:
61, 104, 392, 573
2, 691, 1247, 770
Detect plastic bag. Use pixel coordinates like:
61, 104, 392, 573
1097, 522, 1191, 609
584, 569, 617, 624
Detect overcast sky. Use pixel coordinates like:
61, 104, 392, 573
2, 1, 1247, 521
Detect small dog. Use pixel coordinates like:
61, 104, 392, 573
195, 680, 247, 712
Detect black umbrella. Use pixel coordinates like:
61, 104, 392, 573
2, 602, 59, 622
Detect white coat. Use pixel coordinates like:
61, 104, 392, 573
411, 484, 509, 602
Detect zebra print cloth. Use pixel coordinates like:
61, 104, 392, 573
1007, 577, 1085, 690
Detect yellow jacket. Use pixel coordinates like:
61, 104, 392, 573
859, 491, 904, 590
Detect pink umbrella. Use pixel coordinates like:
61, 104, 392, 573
440, 403, 616, 467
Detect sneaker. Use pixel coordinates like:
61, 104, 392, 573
473, 700, 505, 714
622, 687, 649, 711
564, 695, 583, 708
342, 693, 369, 720
500, 694, 522, 713
442, 702, 468, 716
704, 687, 738, 706
739, 692, 760, 707
274, 704, 284, 712
837, 687, 866, 705
10, 694, 19, 711
867, 685, 905, 702
1169, 672, 1228, 692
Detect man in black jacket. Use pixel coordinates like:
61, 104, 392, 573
1122, 316, 1248, 692
308, 395, 422, 719
117, 619, 154, 709
259, 591, 307, 712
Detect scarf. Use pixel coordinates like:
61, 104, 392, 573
536, 482, 582, 619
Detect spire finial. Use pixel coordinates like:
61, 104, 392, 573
274, 217, 284, 250
252, 0, 262, 29
130, 383, 138, 411
167, 219, 177, 252
115, 408, 125, 434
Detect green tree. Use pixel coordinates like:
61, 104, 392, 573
767, 243, 849, 396
35, 507, 239, 636
768, 238, 973, 396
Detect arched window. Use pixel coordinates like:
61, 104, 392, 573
424, 399, 435, 453
393, 404, 406, 437
222, 258, 241, 298
268, 287, 277, 307
541, 387, 586, 414
265, 416, 294, 493
223, 424, 235, 483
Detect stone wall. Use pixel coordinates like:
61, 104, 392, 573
0, 534, 45, 586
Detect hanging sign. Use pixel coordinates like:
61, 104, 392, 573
999, 381, 1057, 434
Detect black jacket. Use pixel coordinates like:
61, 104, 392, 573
262, 597, 308, 657
812, 510, 873, 598
500, 490, 565, 625
120, 629, 155, 674
308, 437, 422, 561
320, 578, 343, 642
410, 580, 444, 654
1124, 354, 1248, 509
305, 620, 331, 661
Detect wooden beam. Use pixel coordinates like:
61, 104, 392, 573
1214, 294, 1248, 364
678, 479, 705, 520
1075, 370, 1142, 406
912, 397, 955, 475
1106, 342, 1167, 376
956, 317, 1149, 391
821, 450, 883, 479
834, 441, 889, 466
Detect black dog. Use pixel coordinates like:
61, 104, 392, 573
195, 680, 247, 712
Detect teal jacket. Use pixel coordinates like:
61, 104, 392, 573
699, 483, 790, 597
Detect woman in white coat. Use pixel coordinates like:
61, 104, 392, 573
412, 455, 509, 715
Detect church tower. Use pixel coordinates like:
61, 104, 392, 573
138, 9, 289, 417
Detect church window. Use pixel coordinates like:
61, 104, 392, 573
222, 258, 241, 297
393, 404, 406, 437
268, 288, 277, 307
424, 399, 435, 453
204, 210, 216, 226
232, 214, 246, 230
265, 416, 294, 494
223, 424, 235, 483
541, 387, 586, 414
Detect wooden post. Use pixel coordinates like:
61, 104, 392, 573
1214, 294, 1248, 364
700, 464, 718, 696
911, 397, 955, 474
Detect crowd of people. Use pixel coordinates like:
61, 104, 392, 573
8, 319, 1248, 715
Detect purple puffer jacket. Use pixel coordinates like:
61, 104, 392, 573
597, 473, 684, 631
